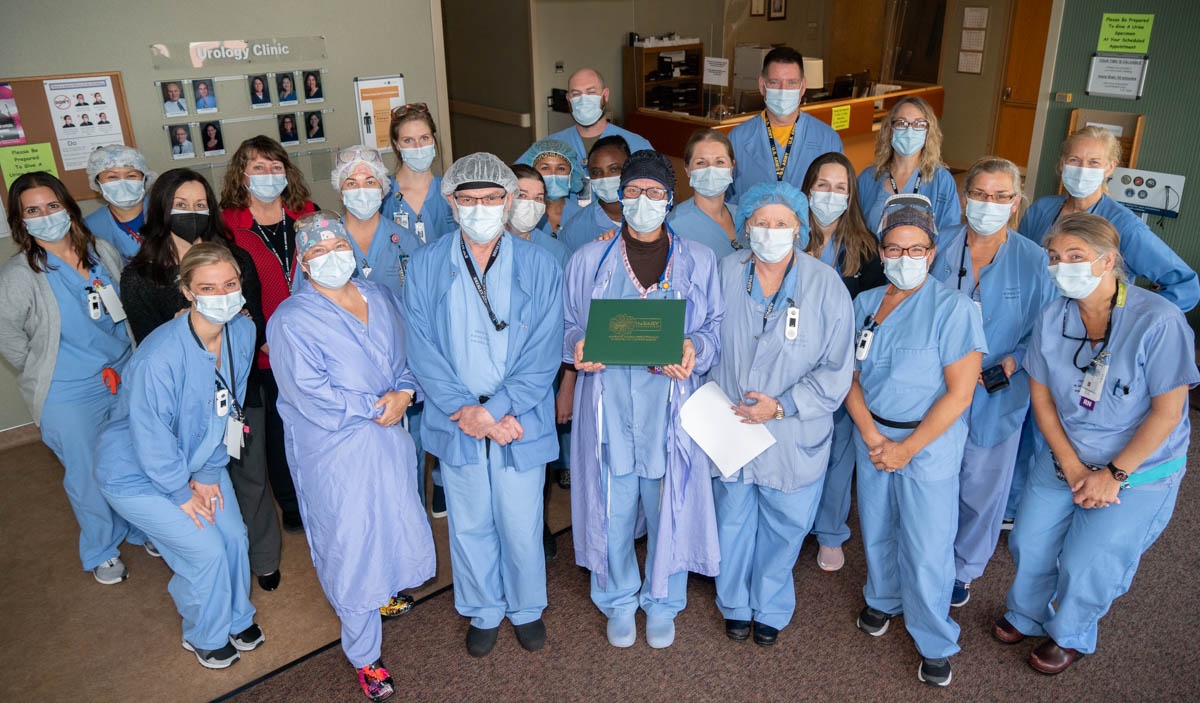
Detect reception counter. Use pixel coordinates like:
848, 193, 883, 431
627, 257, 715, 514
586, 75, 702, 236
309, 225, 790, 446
624, 85, 945, 193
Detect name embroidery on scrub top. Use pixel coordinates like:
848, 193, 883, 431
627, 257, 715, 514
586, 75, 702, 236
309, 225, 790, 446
745, 256, 796, 335
1064, 280, 1126, 410
762, 111, 796, 181
188, 315, 248, 458
459, 235, 507, 331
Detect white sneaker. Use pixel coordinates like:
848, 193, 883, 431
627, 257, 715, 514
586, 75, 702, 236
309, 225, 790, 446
144, 542, 161, 558
93, 557, 129, 585
817, 545, 845, 571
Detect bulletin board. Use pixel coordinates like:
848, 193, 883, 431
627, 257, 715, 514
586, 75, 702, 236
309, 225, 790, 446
0, 71, 136, 204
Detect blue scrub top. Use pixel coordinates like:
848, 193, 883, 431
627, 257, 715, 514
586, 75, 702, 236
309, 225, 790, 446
1019, 194, 1199, 312
44, 252, 131, 399
448, 234, 514, 400
853, 278, 988, 481
545, 122, 653, 189
560, 200, 621, 253
519, 228, 569, 270
344, 216, 424, 299
380, 175, 457, 246
930, 226, 1058, 446
727, 112, 843, 203
668, 198, 745, 257
84, 201, 147, 264
537, 196, 584, 237
857, 165, 961, 237
1025, 283, 1199, 473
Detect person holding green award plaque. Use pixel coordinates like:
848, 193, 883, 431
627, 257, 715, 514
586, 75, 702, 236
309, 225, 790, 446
563, 150, 724, 650
708, 181, 856, 647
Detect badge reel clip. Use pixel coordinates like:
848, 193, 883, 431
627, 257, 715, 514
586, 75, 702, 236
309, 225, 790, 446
87, 290, 103, 320
785, 305, 800, 341
215, 388, 230, 417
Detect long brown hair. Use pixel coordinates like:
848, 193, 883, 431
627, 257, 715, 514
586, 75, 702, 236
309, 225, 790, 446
871, 97, 944, 181
5, 171, 96, 273
219, 135, 312, 212
801, 153, 874, 277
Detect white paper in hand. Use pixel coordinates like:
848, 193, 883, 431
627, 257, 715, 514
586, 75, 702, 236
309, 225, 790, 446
680, 381, 776, 477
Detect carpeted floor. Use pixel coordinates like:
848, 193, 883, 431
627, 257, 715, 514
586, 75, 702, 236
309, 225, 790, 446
3, 427, 1198, 702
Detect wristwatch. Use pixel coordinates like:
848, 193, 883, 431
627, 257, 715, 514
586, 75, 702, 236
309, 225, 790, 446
1107, 462, 1129, 483
774, 400, 785, 421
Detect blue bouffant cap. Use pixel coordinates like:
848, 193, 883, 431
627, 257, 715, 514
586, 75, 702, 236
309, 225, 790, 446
734, 181, 810, 241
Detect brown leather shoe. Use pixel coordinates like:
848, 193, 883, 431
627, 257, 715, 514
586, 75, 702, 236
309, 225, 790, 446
1029, 639, 1084, 675
991, 616, 1024, 644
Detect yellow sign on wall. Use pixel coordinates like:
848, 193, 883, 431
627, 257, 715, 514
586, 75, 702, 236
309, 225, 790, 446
1098, 13, 1154, 54
831, 105, 851, 131
0, 143, 58, 189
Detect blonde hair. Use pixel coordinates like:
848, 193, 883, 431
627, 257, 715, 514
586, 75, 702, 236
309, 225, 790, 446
964, 156, 1024, 230
872, 97, 944, 181
1044, 212, 1126, 280
1059, 126, 1122, 194
179, 241, 241, 287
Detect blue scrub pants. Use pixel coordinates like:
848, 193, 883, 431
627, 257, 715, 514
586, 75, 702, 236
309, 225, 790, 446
590, 471, 687, 621
442, 447, 546, 629
812, 407, 856, 548
40, 390, 137, 570
856, 438, 961, 659
102, 472, 255, 650
955, 431, 1021, 583
713, 477, 823, 630
1004, 455, 1181, 654
402, 404, 427, 509
340, 608, 383, 669
1004, 411, 1040, 520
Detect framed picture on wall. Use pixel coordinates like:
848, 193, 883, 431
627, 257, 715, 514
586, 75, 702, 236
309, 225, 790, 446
168, 124, 195, 160
750, 0, 765, 17
769, 0, 786, 21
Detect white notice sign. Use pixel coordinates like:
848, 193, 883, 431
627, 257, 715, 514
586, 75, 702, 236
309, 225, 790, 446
703, 58, 730, 88
1086, 54, 1148, 100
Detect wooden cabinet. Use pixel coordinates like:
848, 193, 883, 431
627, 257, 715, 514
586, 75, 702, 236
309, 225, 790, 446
622, 43, 704, 117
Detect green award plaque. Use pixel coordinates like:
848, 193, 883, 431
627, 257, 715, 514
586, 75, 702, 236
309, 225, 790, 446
582, 298, 687, 366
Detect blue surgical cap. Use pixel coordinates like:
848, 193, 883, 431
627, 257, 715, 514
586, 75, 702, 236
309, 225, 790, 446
734, 181, 810, 238
515, 138, 582, 195
294, 210, 351, 256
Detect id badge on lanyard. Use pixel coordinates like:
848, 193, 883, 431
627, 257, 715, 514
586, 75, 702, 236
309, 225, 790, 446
1079, 351, 1110, 410
94, 282, 127, 322
225, 415, 245, 459
397, 210, 410, 228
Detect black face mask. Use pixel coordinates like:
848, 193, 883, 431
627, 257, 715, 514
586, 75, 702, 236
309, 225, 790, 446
169, 212, 210, 241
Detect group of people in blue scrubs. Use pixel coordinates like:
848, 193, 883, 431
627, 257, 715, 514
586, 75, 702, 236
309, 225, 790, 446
3, 38, 1197, 702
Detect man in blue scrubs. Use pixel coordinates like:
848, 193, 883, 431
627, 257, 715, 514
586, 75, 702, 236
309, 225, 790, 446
547, 67, 652, 189
727, 46, 843, 202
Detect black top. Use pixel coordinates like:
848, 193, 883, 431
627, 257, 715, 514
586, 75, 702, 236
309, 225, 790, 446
120, 243, 266, 405
836, 247, 887, 300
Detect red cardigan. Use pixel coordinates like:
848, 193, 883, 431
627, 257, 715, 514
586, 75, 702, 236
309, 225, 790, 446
222, 202, 315, 369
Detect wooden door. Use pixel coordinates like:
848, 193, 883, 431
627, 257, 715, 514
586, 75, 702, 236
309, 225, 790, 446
992, 0, 1053, 169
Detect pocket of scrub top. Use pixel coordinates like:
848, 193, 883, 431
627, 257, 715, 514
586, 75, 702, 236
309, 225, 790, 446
889, 347, 942, 396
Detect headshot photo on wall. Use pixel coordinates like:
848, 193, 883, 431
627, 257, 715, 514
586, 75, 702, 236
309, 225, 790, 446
61, 114, 75, 128
248, 74, 272, 107
193, 78, 217, 112
277, 113, 300, 146
97, 112, 110, 125
276, 72, 297, 105
201, 121, 225, 156
304, 110, 325, 142
168, 123, 195, 159
302, 70, 323, 102
78, 113, 93, 126
91, 91, 106, 105
162, 80, 188, 115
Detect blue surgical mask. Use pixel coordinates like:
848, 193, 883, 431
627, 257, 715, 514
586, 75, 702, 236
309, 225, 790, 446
1061, 165, 1106, 199
457, 204, 507, 243
591, 176, 621, 203
688, 167, 733, 198
400, 144, 437, 173
748, 226, 796, 263
306, 249, 357, 288
245, 173, 287, 202
24, 210, 72, 242
1049, 259, 1104, 299
193, 290, 245, 324
883, 255, 928, 290
570, 94, 604, 127
342, 187, 383, 220
764, 88, 801, 118
543, 174, 571, 201
808, 191, 849, 226
891, 128, 927, 157
99, 179, 145, 208
964, 198, 1011, 236
621, 195, 669, 234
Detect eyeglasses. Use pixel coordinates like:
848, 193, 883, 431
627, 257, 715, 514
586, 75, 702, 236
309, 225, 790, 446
391, 102, 429, 118
621, 185, 670, 201
966, 189, 1018, 203
453, 193, 506, 207
881, 244, 931, 259
891, 118, 930, 131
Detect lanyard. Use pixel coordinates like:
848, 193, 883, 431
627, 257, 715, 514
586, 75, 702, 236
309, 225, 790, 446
762, 112, 796, 181
746, 255, 795, 331
617, 229, 675, 297
252, 210, 292, 281
116, 219, 143, 244
188, 315, 243, 420
1062, 281, 1125, 371
887, 171, 923, 195
955, 241, 980, 299
459, 235, 507, 331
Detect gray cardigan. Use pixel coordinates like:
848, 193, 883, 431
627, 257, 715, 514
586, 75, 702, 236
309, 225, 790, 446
0, 239, 132, 426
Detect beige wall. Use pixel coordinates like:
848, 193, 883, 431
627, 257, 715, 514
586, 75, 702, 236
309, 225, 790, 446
937, 0, 1012, 170
0, 0, 445, 431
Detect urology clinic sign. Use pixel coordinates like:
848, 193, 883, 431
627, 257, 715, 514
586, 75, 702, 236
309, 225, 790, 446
150, 37, 327, 70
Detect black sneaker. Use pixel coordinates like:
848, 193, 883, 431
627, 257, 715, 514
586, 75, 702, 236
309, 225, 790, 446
752, 622, 779, 646
725, 619, 751, 641
857, 605, 893, 637
281, 510, 304, 534
466, 625, 499, 658
431, 485, 447, 518
513, 618, 547, 652
230, 623, 265, 651
557, 469, 571, 489
918, 657, 953, 687
543, 522, 558, 561
182, 640, 240, 669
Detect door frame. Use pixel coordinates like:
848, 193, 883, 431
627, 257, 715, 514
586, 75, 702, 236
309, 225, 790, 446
1022, 0, 1066, 195
429, 0, 454, 171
